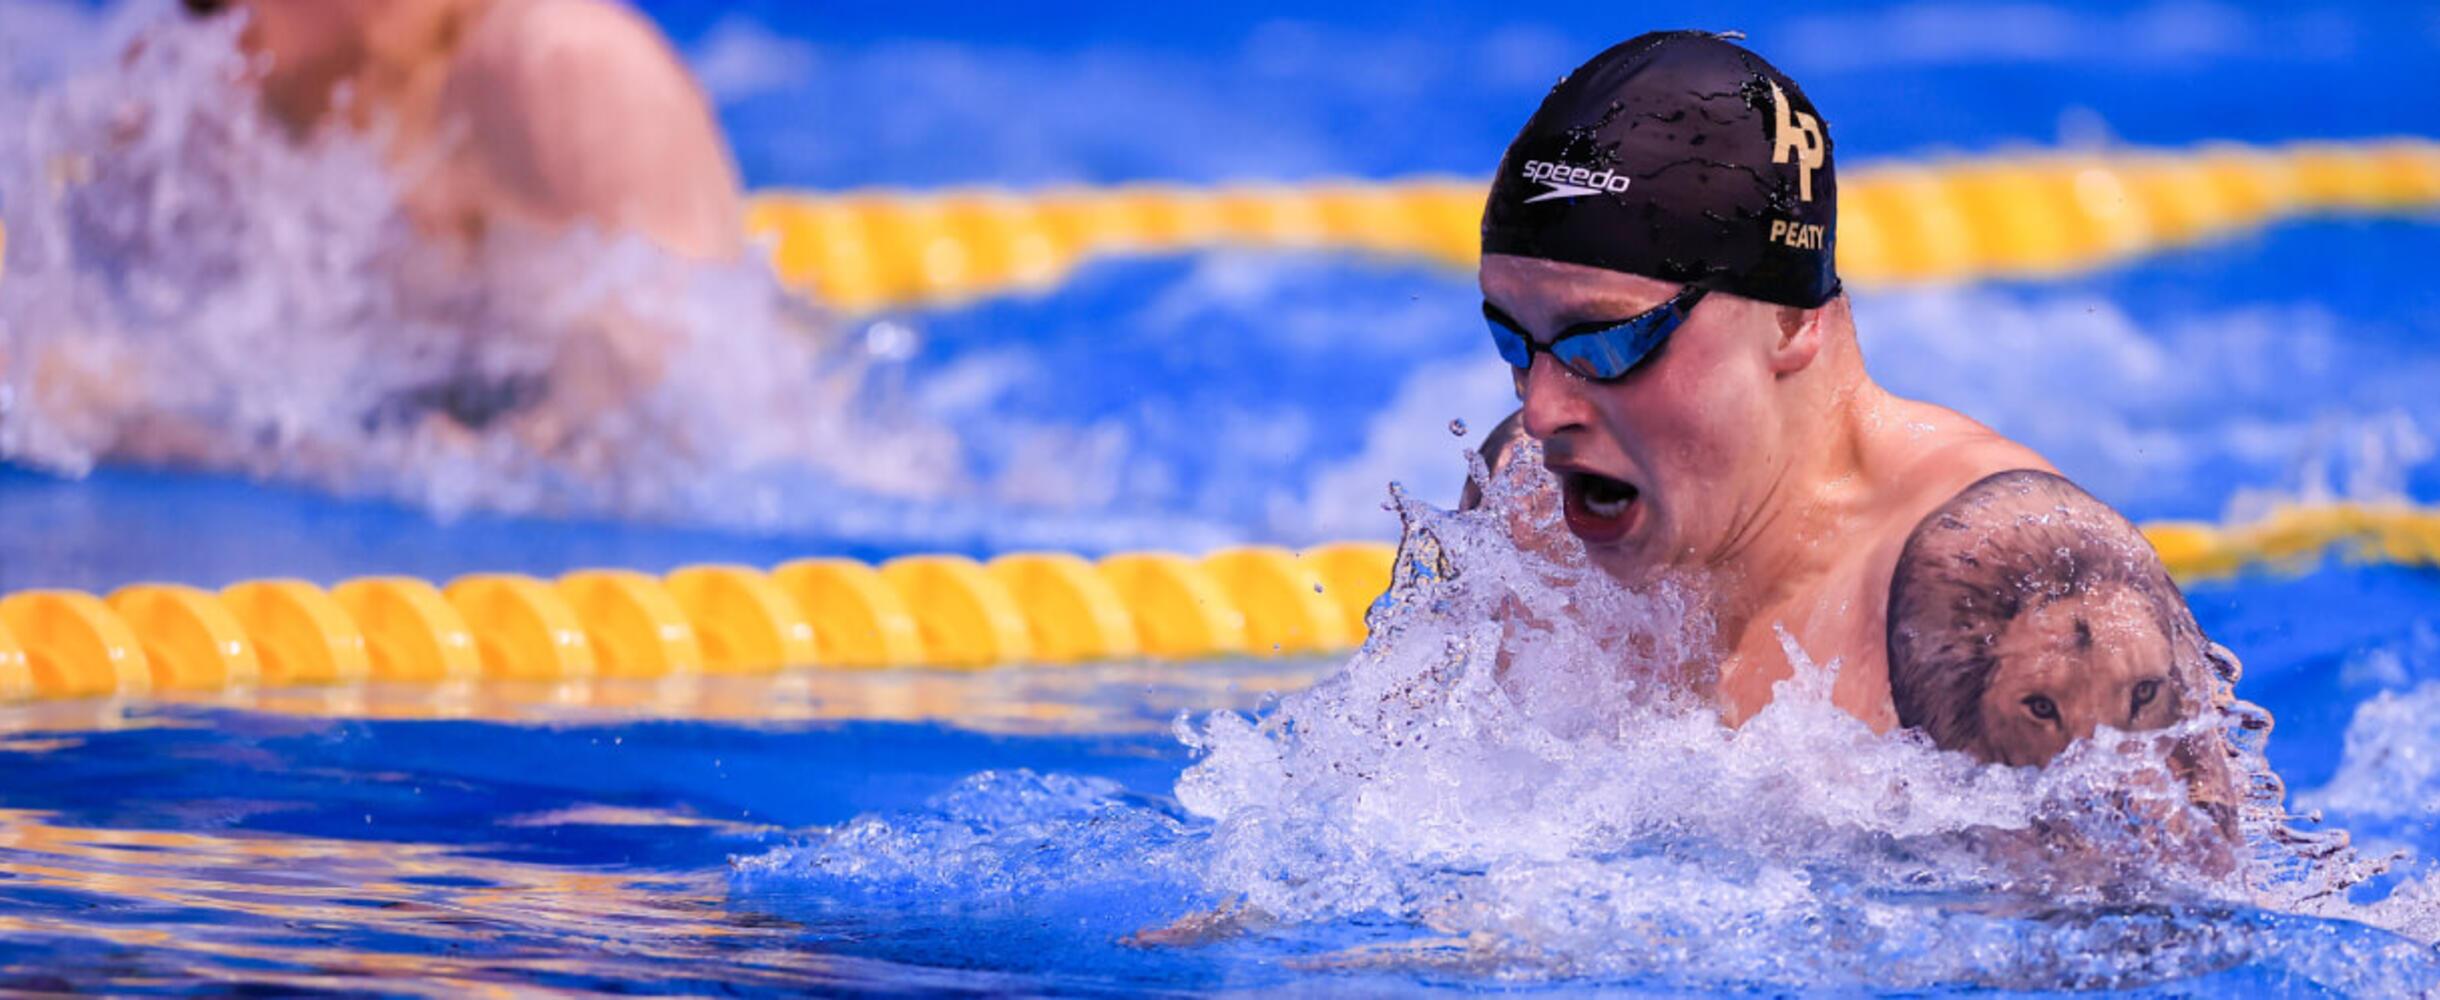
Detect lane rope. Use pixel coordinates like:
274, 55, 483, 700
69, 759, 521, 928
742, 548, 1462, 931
1, 139, 2434, 699
0, 504, 2431, 701
743, 138, 2440, 313
4, 139, 2432, 313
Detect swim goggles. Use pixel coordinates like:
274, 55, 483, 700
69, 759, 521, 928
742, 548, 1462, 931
1484, 283, 1709, 382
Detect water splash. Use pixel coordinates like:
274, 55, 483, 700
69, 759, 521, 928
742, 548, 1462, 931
2304, 682, 2440, 827
0, 11, 924, 508
741, 450, 2440, 991
0, 8, 1269, 553
7, 7, 2433, 554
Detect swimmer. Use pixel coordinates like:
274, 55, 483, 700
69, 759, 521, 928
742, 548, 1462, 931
182, 0, 742, 261
169, 0, 747, 448
1477, 32, 2231, 781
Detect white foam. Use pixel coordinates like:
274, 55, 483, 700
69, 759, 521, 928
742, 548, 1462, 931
0, 9, 1280, 551
745, 455, 2439, 990
1171, 456, 2299, 985
2303, 682, 2440, 824
5, 8, 2430, 553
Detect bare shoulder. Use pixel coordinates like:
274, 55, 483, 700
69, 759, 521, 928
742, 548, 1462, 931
1885, 469, 2169, 695
1879, 396, 2053, 495
449, 0, 709, 132
1881, 469, 2243, 857
439, 0, 742, 256
459, 0, 683, 69
1882, 469, 2210, 765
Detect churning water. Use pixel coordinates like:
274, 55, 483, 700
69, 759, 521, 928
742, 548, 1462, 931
5, 2, 2440, 992
736, 456, 2440, 992
7, 3, 2439, 554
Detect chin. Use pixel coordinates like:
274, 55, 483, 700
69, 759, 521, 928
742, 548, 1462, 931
1582, 536, 1671, 588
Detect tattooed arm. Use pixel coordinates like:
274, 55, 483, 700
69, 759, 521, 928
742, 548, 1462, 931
1884, 471, 2236, 812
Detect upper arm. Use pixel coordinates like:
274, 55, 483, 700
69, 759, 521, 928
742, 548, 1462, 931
1883, 470, 2212, 766
443, 0, 745, 260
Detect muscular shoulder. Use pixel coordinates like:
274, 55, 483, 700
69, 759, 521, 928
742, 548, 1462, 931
440, 0, 742, 256
1889, 469, 2131, 588
457, 0, 683, 78
1881, 470, 2201, 761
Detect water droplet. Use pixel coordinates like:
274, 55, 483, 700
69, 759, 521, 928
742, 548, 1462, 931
1448, 418, 1469, 437
863, 320, 919, 361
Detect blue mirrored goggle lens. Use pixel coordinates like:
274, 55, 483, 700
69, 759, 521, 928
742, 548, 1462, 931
1487, 316, 1537, 370
1550, 312, 1671, 380
1486, 300, 1685, 382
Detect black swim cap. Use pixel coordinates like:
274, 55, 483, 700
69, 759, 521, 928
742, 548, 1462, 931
1481, 31, 1840, 308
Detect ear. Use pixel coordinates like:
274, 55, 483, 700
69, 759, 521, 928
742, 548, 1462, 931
1766, 304, 1823, 376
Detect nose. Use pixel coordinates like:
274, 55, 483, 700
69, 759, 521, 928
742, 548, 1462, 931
1518, 357, 1595, 442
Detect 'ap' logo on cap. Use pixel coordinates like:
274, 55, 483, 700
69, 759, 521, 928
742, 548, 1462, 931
1769, 81, 1825, 202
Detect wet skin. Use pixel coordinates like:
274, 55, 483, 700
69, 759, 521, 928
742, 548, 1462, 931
204, 0, 742, 261
1479, 253, 2052, 732
1976, 587, 2184, 768
149, 0, 747, 458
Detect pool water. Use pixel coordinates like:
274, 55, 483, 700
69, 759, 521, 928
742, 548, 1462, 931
3, 0, 2440, 994
0, 664, 1325, 994
0, 561, 2435, 993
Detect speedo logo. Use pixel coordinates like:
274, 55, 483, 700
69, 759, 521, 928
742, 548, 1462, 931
1519, 160, 1631, 203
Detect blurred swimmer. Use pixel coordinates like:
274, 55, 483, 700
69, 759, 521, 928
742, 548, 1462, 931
181, 0, 741, 261
1478, 32, 2231, 781
165, 0, 747, 448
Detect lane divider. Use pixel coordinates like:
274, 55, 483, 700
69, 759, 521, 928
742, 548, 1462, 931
332, 577, 481, 682
5, 140, 2429, 314
2143, 504, 2440, 582
746, 138, 2440, 313
445, 574, 594, 682
0, 504, 2431, 702
0, 543, 1386, 701
557, 570, 702, 679
770, 558, 924, 667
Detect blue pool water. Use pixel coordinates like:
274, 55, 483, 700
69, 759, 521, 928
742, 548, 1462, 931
0, 561, 2436, 993
2, 0, 2439, 993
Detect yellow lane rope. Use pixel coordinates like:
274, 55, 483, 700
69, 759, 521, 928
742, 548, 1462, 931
1, 140, 2429, 310
745, 138, 2440, 313
0, 503, 2431, 702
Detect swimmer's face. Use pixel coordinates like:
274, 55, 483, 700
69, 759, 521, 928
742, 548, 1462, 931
1480, 254, 1794, 584
1974, 587, 2186, 767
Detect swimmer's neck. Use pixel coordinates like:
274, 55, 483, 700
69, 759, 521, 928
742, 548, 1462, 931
1701, 354, 1895, 645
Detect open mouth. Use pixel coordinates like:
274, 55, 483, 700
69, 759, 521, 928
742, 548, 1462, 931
1559, 470, 1642, 545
